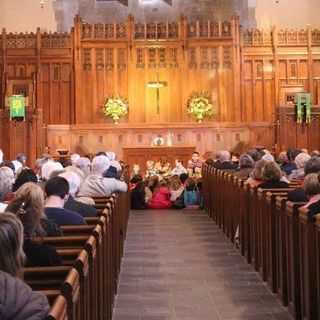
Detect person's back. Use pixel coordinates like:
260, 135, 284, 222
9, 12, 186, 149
78, 155, 127, 197
148, 183, 171, 209
0, 270, 49, 320
0, 213, 49, 320
131, 182, 147, 210
184, 178, 200, 208
45, 176, 86, 226
64, 195, 97, 217
79, 174, 127, 197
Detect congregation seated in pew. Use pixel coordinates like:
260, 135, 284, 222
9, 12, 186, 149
6, 182, 62, 267
0, 213, 50, 320
45, 177, 87, 226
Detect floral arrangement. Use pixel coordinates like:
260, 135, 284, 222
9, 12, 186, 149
103, 96, 128, 124
187, 91, 216, 123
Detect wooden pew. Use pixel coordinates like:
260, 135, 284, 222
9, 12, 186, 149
46, 295, 68, 320
298, 208, 319, 320
202, 165, 320, 320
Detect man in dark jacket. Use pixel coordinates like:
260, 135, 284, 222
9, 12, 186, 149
0, 270, 49, 320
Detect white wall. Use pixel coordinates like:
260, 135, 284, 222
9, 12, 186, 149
0, 0, 319, 33
0, 0, 57, 33
254, 0, 320, 29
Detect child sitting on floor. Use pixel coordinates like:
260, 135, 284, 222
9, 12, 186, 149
184, 178, 200, 209
148, 180, 171, 210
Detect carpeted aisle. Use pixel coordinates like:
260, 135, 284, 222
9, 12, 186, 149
113, 210, 292, 320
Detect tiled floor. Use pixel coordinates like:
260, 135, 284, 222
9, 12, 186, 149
113, 210, 293, 320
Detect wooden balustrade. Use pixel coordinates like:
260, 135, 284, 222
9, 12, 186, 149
202, 164, 320, 320
21, 190, 130, 320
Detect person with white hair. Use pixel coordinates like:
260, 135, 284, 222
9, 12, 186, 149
75, 157, 91, 176
213, 150, 238, 170
289, 152, 311, 180
78, 155, 127, 197
0, 149, 3, 164
70, 153, 81, 165
59, 171, 97, 217
105, 151, 122, 174
0, 167, 14, 202
41, 160, 64, 181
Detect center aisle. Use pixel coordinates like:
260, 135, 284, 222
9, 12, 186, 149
113, 210, 292, 320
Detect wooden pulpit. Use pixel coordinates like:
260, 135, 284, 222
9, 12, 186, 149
276, 105, 320, 152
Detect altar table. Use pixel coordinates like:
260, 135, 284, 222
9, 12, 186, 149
122, 146, 196, 174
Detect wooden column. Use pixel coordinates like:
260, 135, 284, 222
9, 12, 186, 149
307, 26, 314, 102
73, 15, 82, 124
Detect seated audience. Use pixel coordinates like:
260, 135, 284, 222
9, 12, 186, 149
246, 159, 267, 188
289, 152, 311, 180
171, 159, 188, 176
0, 161, 16, 174
131, 181, 147, 210
59, 171, 97, 217
302, 173, 320, 219
281, 149, 299, 175
184, 178, 200, 209
235, 154, 254, 179
287, 156, 320, 202
0, 167, 15, 201
213, 151, 238, 170
12, 153, 27, 175
75, 157, 91, 177
259, 161, 289, 189
148, 180, 171, 209
6, 183, 62, 267
78, 155, 127, 197
0, 213, 50, 320
45, 176, 86, 226
7, 182, 62, 237
12, 168, 38, 192
41, 160, 64, 181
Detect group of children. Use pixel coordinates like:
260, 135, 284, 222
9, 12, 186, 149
130, 173, 203, 210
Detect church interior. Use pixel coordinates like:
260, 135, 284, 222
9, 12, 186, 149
0, 0, 320, 319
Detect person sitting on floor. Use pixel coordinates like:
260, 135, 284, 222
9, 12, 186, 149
59, 171, 97, 217
148, 180, 171, 209
45, 176, 86, 226
78, 155, 127, 198
259, 161, 289, 189
0, 212, 50, 320
184, 178, 200, 209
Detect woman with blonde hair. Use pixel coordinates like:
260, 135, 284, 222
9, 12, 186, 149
6, 182, 62, 267
0, 212, 49, 320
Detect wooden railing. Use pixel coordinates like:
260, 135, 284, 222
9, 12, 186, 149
23, 190, 130, 320
202, 165, 320, 320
